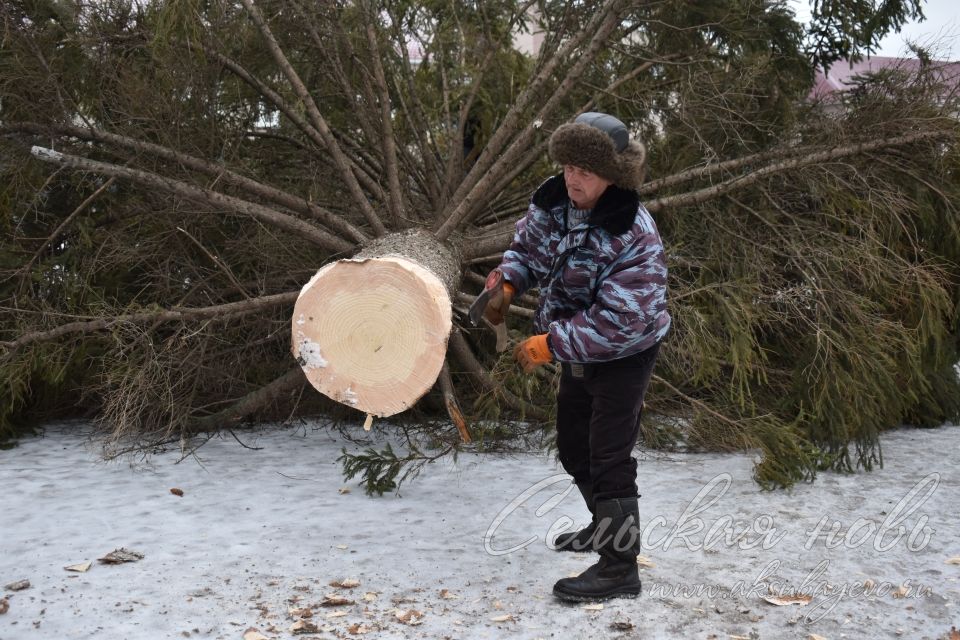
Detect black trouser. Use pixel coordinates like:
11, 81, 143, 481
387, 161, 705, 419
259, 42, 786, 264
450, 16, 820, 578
555, 342, 660, 502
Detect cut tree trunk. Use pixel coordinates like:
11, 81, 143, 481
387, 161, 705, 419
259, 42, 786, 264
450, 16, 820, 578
291, 229, 462, 417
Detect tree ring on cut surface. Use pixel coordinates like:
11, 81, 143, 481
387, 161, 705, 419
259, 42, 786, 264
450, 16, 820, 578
292, 256, 452, 417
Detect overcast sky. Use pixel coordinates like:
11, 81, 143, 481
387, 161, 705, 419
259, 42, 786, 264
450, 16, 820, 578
790, 0, 960, 59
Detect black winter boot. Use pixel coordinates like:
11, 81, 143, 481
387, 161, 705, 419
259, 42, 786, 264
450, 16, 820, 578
552, 496, 642, 602
553, 482, 596, 552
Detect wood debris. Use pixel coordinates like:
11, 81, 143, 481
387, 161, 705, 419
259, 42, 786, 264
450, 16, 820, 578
583, 603, 604, 611
394, 609, 424, 625
320, 594, 354, 607
170, 488, 184, 497
242, 629, 271, 640
65, 562, 92, 573
287, 607, 313, 618
329, 578, 360, 589
438, 589, 458, 600
946, 557, 960, 565
490, 614, 515, 622
762, 594, 812, 606
610, 619, 634, 631
289, 619, 318, 634
0, 598, 8, 615
4, 580, 30, 591
892, 585, 909, 599
98, 548, 144, 564
636, 555, 656, 568
347, 623, 372, 635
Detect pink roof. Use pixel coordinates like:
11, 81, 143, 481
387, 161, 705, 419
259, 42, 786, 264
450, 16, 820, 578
810, 56, 960, 100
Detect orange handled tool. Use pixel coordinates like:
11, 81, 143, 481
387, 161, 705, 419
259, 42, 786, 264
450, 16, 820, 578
467, 270, 510, 352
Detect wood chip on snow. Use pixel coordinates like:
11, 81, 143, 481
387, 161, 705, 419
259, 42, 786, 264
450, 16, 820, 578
289, 619, 319, 634
242, 628, 272, 640
329, 578, 360, 589
3, 580, 30, 591
762, 594, 813, 606
490, 614, 515, 622
320, 594, 354, 607
394, 609, 424, 625
64, 562, 92, 573
98, 548, 144, 564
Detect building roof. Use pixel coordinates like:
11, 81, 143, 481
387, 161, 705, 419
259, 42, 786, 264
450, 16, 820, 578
810, 56, 960, 100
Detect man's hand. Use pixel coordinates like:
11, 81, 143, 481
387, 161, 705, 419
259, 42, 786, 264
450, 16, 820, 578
514, 334, 552, 373
482, 269, 515, 325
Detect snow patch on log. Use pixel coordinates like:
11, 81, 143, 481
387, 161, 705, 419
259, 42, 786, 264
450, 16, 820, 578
343, 386, 358, 406
295, 337, 328, 369
31, 146, 65, 162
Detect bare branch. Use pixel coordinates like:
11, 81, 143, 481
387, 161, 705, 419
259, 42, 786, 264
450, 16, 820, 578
439, 361, 471, 443
5, 121, 369, 244
28, 146, 355, 254
188, 367, 306, 433
436, 0, 625, 238
2, 292, 299, 354
439, 47, 497, 208
19, 176, 116, 278
639, 145, 815, 196
645, 131, 951, 214
239, 0, 388, 236
385, 7, 445, 202
365, 20, 406, 223
578, 56, 676, 113
435, 0, 624, 239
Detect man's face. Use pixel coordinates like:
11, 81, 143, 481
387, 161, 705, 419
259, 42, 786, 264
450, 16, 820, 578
563, 165, 613, 210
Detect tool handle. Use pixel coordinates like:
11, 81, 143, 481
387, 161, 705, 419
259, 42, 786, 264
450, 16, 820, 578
494, 323, 509, 352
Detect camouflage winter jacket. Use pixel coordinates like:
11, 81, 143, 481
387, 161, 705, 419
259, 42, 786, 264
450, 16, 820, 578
498, 174, 670, 362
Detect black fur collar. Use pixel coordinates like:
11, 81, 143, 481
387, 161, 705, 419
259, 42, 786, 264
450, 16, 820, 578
531, 174, 638, 235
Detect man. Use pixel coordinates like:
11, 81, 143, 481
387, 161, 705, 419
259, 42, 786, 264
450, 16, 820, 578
483, 112, 670, 601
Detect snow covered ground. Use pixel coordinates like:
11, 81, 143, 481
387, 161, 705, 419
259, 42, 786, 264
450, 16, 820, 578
1, 420, 958, 640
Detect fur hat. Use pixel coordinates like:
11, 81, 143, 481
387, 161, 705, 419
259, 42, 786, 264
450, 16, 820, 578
548, 112, 647, 191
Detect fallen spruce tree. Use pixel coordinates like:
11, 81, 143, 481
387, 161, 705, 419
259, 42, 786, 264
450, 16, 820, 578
2, 0, 959, 490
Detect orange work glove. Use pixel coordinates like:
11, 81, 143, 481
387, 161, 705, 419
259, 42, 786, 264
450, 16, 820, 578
514, 334, 552, 373
483, 271, 515, 326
